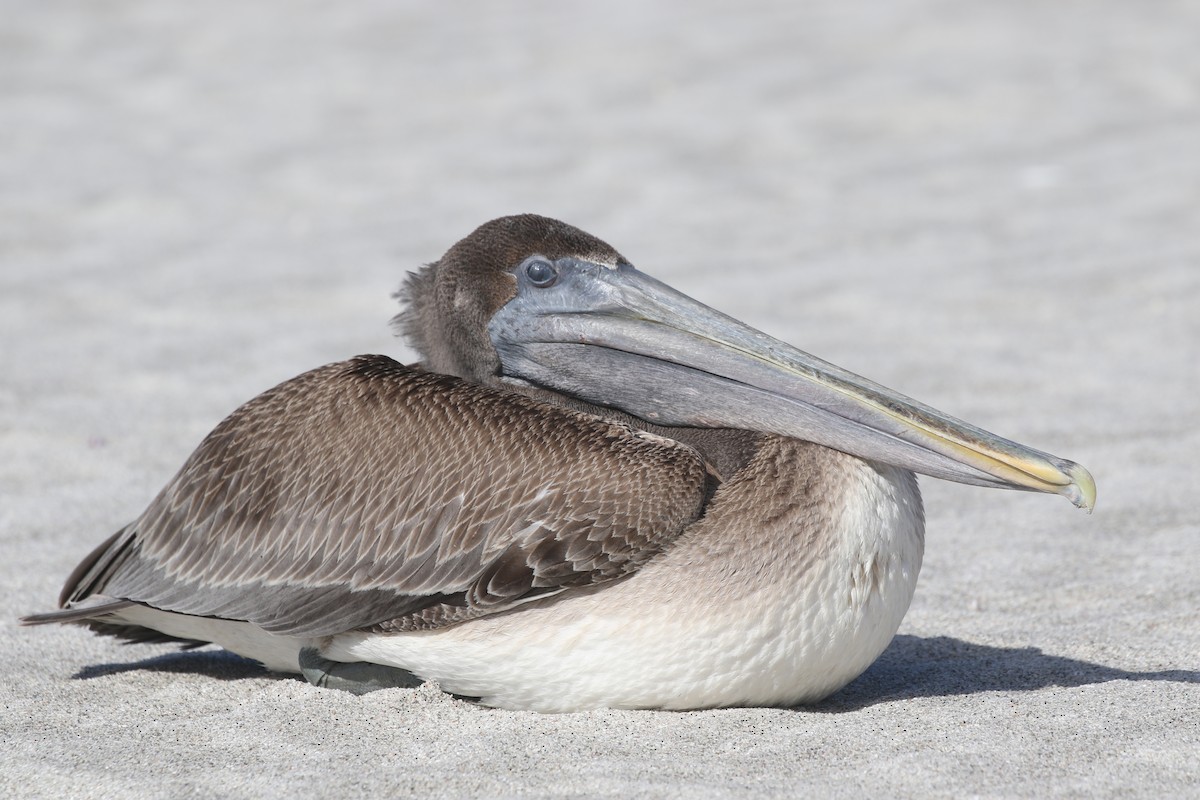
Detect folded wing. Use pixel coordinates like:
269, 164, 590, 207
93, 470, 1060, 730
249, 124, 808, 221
46, 356, 713, 637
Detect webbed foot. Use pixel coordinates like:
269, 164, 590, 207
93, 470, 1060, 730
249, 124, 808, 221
298, 647, 422, 695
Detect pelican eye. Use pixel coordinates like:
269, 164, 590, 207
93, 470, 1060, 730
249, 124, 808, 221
524, 259, 558, 288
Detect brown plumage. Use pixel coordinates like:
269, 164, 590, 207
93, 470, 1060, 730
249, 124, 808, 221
396, 215, 625, 382
53, 355, 714, 638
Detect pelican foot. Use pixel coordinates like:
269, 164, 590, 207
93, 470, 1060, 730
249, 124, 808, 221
298, 647, 422, 694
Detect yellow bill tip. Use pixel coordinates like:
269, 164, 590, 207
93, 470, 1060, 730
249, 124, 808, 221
1061, 461, 1097, 512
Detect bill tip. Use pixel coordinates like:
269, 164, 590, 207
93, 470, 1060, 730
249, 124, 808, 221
1062, 462, 1097, 512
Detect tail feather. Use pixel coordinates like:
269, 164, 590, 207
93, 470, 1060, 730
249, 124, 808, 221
59, 527, 137, 608
20, 600, 136, 626
20, 600, 207, 648
22, 524, 208, 648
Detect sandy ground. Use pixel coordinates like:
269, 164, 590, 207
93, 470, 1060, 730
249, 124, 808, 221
2, 1, 1198, 797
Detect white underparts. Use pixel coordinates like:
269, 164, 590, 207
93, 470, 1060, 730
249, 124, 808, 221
327, 450, 925, 711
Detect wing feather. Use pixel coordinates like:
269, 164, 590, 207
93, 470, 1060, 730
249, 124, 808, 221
54, 356, 712, 636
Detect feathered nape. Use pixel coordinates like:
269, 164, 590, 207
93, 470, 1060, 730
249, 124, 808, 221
391, 264, 438, 363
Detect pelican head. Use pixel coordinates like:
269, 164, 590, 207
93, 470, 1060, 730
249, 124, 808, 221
397, 214, 1095, 509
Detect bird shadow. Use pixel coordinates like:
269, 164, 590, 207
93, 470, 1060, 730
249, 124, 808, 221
72, 634, 1198, 709
814, 634, 1200, 712
73, 646, 269, 683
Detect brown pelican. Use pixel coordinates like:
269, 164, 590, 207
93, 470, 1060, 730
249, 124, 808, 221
22, 215, 1095, 711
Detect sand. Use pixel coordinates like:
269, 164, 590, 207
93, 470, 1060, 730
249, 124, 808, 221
2, 1, 1197, 797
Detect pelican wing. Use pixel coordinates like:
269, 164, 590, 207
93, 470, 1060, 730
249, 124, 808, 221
53, 356, 712, 636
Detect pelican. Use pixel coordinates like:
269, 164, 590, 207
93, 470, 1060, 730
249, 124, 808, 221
22, 215, 1095, 711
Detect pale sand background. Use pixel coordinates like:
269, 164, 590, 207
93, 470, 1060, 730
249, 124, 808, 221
2, 2, 1198, 798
